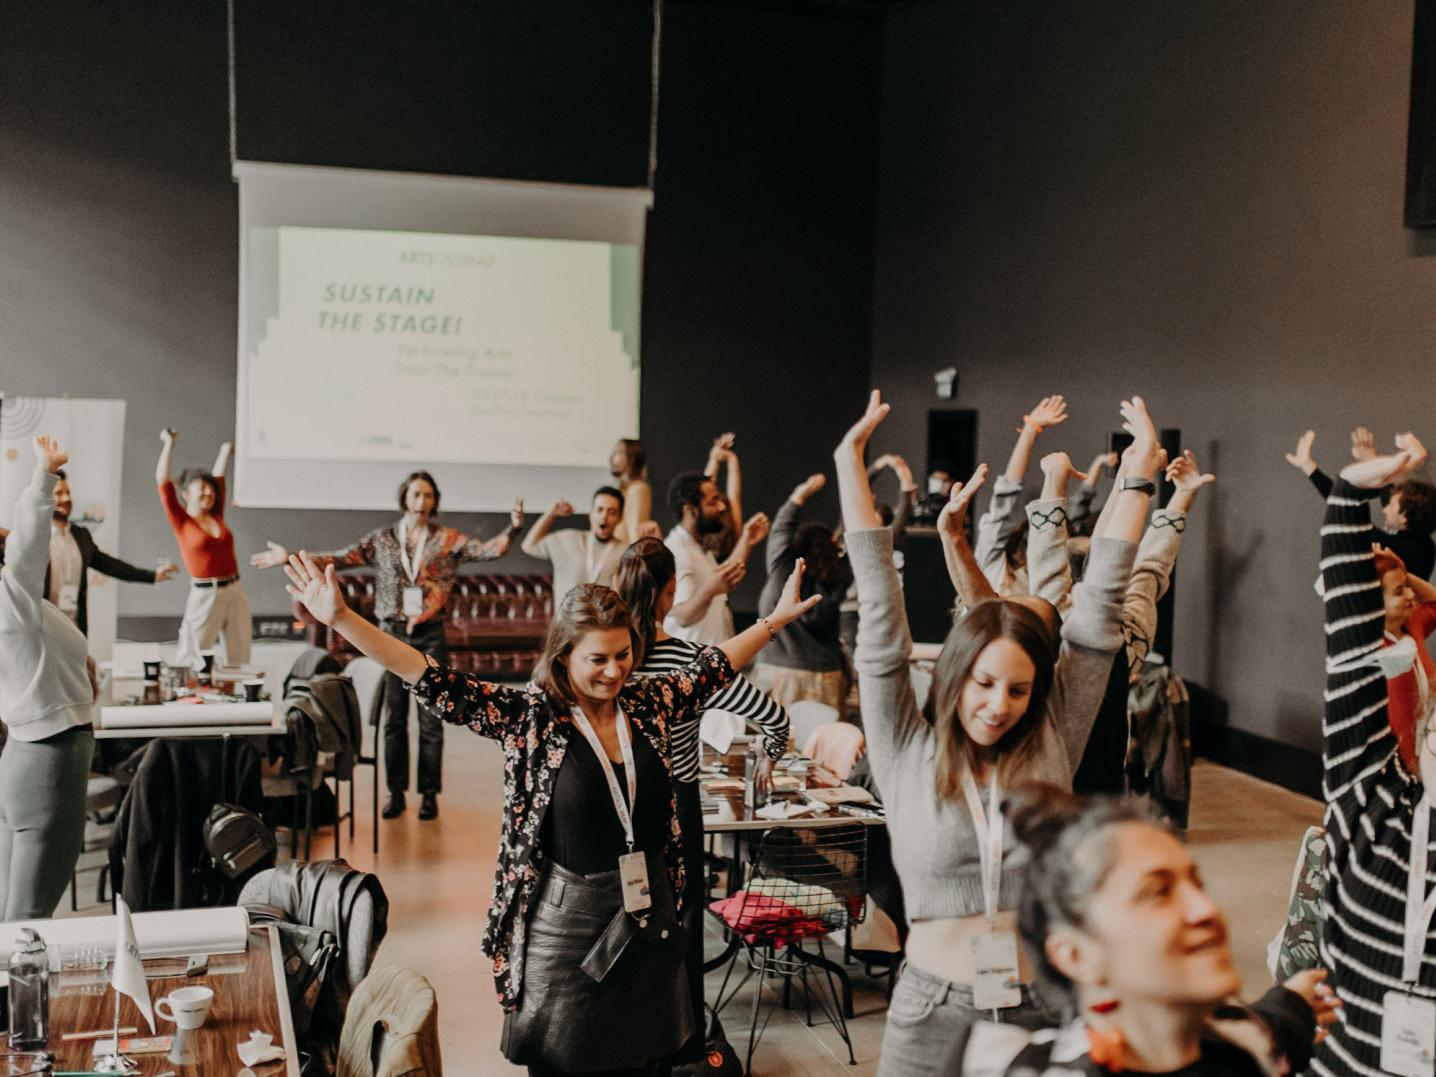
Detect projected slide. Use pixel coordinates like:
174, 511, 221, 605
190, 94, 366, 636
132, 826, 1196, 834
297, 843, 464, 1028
243, 226, 641, 468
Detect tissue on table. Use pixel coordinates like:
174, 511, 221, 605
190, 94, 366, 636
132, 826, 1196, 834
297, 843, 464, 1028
238, 1030, 285, 1066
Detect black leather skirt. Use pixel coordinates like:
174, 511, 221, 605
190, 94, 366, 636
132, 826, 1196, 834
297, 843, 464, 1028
502, 851, 693, 1072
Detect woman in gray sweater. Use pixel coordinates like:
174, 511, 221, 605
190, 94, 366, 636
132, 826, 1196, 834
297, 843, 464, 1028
0, 436, 96, 918
833, 391, 1160, 1076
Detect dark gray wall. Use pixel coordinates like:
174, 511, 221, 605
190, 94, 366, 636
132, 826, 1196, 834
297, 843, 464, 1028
0, 0, 880, 626
872, 1, 1436, 752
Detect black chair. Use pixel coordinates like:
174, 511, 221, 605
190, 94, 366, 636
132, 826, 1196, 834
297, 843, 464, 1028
707, 822, 868, 1073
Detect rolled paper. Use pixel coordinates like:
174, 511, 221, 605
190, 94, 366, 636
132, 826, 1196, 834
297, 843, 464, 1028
0, 906, 250, 963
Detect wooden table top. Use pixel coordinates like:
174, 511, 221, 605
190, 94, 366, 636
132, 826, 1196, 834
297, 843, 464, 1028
46, 925, 299, 1076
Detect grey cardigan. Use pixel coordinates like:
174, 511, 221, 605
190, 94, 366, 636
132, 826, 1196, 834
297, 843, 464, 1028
848, 526, 1136, 921
0, 468, 95, 741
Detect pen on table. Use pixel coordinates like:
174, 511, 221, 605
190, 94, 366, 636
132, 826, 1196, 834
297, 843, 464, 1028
61, 1026, 138, 1041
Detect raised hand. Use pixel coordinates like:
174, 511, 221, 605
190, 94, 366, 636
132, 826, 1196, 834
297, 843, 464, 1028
1285, 430, 1317, 475
1087, 451, 1119, 479
33, 435, 68, 475
551, 499, 575, 518
1350, 427, 1376, 462
706, 559, 746, 596
937, 464, 989, 538
1396, 431, 1429, 472
284, 552, 350, 627
510, 498, 525, 531
1040, 452, 1088, 484
767, 557, 823, 627
637, 520, 663, 540
154, 561, 180, 582
837, 390, 890, 455
1166, 450, 1216, 502
159, 427, 177, 446
790, 474, 826, 505
742, 512, 770, 546
1119, 396, 1162, 478
1373, 542, 1407, 576
1024, 394, 1068, 432
889, 455, 916, 491
250, 541, 289, 569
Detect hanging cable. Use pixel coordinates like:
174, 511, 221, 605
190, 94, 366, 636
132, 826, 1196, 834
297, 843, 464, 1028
227, 0, 238, 168
647, 0, 663, 191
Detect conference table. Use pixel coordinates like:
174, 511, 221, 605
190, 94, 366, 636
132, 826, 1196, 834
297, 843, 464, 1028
45, 924, 300, 1075
97, 669, 283, 740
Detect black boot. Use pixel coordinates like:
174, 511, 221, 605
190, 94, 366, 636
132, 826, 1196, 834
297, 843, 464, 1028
382, 792, 406, 819
419, 793, 439, 820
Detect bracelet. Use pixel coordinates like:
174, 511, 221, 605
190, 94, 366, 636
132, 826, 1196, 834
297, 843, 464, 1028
1017, 415, 1044, 435
760, 617, 778, 641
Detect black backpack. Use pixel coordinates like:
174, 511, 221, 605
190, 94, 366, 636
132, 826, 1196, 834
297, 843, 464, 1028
203, 801, 277, 881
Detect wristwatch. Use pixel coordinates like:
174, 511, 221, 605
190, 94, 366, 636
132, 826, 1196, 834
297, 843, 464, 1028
1120, 477, 1157, 495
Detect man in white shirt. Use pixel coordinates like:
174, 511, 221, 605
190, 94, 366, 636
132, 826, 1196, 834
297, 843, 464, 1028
662, 471, 768, 645
520, 486, 627, 603
45, 470, 177, 636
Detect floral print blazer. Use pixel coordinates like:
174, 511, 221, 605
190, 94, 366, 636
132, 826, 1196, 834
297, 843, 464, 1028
410, 645, 735, 1012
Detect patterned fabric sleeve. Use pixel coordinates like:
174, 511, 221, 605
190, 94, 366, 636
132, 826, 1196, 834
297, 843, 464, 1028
309, 528, 380, 571
1024, 496, 1074, 617
409, 656, 534, 740
456, 530, 505, 563
1320, 479, 1393, 822
1120, 508, 1186, 674
625, 645, 736, 727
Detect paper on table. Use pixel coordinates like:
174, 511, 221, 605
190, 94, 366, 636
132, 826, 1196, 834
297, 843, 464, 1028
804, 785, 876, 806
699, 709, 745, 755
0, 906, 250, 963
755, 801, 814, 820
99, 701, 276, 730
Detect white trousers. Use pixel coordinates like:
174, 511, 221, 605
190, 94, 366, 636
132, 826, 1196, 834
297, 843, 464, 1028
176, 580, 252, 667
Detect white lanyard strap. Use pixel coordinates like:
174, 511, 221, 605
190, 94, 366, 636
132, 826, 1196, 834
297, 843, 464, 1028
1406, 795, 1436, 984
962, 770, 1003, 925
570, 705, 638, 851
397, 518, 428, 584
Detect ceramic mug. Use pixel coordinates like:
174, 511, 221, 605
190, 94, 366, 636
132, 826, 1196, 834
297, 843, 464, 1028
156, 985, 214, 1031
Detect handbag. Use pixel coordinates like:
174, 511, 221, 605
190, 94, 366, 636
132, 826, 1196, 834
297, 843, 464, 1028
203, 802, 277, 880
674, 1007, 742, 1077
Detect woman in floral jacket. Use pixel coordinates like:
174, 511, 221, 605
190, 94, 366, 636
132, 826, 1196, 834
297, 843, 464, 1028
284, 550, 820, 1075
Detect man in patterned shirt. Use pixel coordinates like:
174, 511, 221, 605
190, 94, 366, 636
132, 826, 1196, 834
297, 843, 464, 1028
252, 470, 521, 820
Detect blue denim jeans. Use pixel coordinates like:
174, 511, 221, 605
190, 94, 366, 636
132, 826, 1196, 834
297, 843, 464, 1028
876, 963, 1056, 1077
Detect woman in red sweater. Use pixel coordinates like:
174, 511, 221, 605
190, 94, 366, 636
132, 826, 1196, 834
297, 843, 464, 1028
155, 429, 250, 668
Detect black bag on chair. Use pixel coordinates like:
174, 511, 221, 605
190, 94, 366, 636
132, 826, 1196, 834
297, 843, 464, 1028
203, 802, 277, 881
674, 1008, 741, 1077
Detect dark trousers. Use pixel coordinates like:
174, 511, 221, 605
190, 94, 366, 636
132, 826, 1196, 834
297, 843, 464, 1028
380, 619, 447, 796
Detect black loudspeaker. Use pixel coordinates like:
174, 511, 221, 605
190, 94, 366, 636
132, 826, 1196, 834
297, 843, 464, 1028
1407, 0, 1436, 228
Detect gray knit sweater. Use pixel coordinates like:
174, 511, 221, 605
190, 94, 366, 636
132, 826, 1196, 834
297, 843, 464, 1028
0, 468, 95, 741
848, 526, 1136, 921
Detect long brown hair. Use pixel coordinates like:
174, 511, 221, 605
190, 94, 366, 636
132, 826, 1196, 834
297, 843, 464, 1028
531, 583, 643, 705
928, 599, 1057, 800
613, 438, 647, 481
614, 537, 675, 661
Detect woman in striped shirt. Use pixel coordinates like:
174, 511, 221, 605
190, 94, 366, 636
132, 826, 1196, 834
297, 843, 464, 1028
1313, 432, 1435, 1076
615, 535, 791, 1063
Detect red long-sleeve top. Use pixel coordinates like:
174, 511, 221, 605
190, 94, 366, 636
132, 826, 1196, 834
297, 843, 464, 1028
1385, 600, 1436, 772
159, 477, 238, 580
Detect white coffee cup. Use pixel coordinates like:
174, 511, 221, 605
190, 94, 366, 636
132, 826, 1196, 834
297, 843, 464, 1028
156, 985, 214, 1031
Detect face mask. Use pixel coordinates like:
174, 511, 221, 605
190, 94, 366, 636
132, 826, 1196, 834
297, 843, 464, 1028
928, 476, 950, 495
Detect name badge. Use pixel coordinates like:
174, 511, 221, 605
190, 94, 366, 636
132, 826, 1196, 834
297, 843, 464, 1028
618, 851, 653, 915
971, 930, 1023, 1011
1384, 991, 1436, 1077
402, 586, 424, 618
58, 583, 80, 614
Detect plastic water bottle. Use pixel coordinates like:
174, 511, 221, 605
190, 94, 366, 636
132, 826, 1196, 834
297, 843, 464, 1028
8, 927, 49, 1050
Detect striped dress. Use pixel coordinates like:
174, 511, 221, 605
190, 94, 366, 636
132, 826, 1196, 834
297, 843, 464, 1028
638, 637, 790, 782
1313, 478, 1435, 1075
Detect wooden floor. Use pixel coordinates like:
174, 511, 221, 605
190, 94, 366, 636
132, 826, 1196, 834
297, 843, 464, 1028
67, 729, 1322, 1075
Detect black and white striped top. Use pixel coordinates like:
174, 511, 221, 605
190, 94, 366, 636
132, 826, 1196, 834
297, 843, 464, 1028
1312, 478, 1435, 1076
637, 637, 790, 783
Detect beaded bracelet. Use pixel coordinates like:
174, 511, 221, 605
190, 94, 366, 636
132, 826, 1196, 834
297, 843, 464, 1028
760, 617, 778, 641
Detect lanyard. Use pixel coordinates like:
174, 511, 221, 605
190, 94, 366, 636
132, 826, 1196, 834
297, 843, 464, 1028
1406, 795, 1436, 984
397, 517, 428, 584
570, 705, 638, 851
962, 769, 1003, 926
